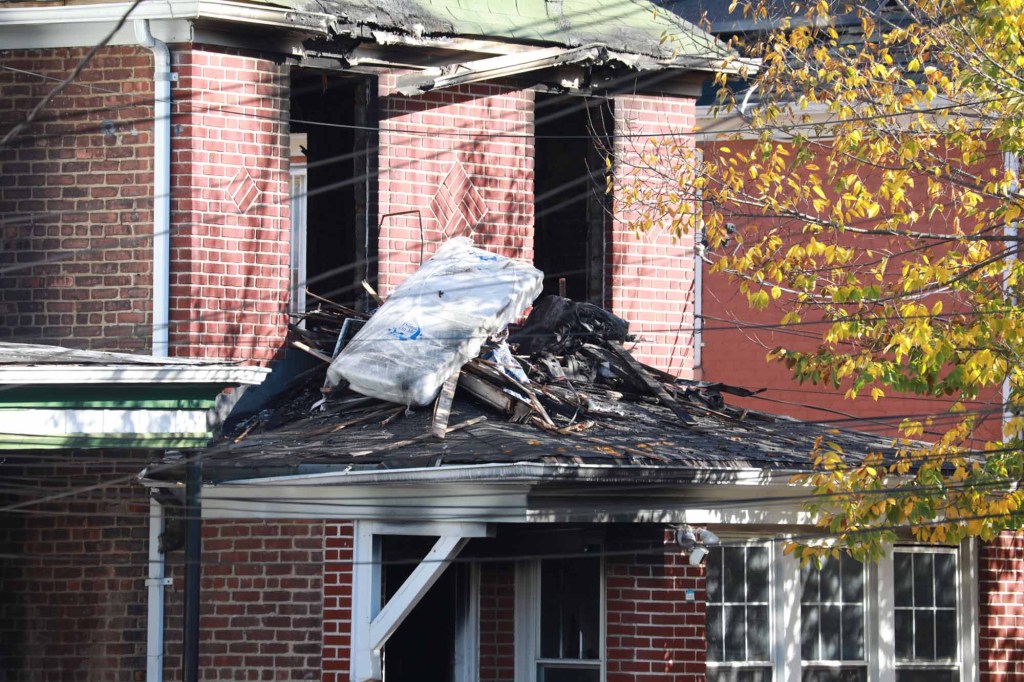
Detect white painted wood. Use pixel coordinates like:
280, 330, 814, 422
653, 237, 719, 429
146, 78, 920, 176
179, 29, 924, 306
289, 164, 308, 321
875, 550, 896, 682
368, 535, 469, 650
368, 521, 493, 538
0, 365, 268, 385
960, 539, 980, 682
454, 563, 480, 682
0, 409, 208, 436
514, 561, 540, 682
351, 522, 382, 682
774, 542, 800, 682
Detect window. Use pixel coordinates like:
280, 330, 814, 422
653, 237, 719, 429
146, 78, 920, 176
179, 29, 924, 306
894, 549, 959, 682
706, 545, 772, 682
517, 556, 603, 682
800, 555, 866, 682
703, 542, 975, 682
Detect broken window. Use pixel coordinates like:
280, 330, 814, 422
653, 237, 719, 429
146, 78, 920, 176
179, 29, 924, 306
533, 94, 611, 303
289, 70, 377, 310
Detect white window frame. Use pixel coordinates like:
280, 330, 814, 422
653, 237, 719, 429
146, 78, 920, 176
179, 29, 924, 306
288, 160, 308, 321
705, 539, 978, 682
891, 545, 970, 682
514, 556, 606, 682
705, 542, 776, 682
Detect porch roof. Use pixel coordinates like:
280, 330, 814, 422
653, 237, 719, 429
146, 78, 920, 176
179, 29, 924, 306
156, 391, 895, 484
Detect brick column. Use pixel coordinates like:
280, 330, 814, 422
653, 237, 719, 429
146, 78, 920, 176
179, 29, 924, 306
611, 94, 700, 378
605, 530, 706, 682
322, 521, 355, 682
980, 531, 1024, 680
170, 45, 290, 362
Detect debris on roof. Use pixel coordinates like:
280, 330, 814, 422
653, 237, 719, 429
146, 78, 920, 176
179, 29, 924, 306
188, 238, 906, 482
325, 237, 543, 406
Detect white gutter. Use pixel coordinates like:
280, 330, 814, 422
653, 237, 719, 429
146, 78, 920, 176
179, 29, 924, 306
0, 364, 269, 385
145, 497, 169, 682
135, 19, 171, 358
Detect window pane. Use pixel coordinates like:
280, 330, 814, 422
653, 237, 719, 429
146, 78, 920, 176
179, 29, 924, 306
895, 668, 957, 682
802, 605, 820, 660
820, 605, 841, 660
915, 610, 936, 659
936, 611, 957, 659
539, 666, 600, 682
842, 605, 865, 660
724, 605, 747, 661
748, 547, 770, 603
841, 555, 864, 603
540, 558, 600, 660
894, 609, 913, 659
821, 558, 841, 602
707, 605, 724, 662
894, 554, 914, 607
802, 667, 868, 682
747, 605, 770, 660
707, 667, 773, 682
913, 553, 935, 607
801, 564, 820, 604
724, 548, 746, 602
708, 549, 723, 602
934, 554, 956, 608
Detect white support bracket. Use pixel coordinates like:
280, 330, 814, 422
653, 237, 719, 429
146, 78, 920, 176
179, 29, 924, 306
351, 521, 485, 682
369, 535, 469, 649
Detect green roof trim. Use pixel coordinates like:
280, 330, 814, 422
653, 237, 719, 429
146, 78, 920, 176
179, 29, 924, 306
0, 384, 222, 410
0, 432, 213, 450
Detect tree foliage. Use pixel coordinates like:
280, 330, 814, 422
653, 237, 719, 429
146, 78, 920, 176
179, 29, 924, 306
631, 0, 1024, 559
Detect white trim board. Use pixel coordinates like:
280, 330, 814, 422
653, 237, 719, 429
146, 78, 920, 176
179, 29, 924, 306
0, 408, 208, 436
0, 364, 269, 385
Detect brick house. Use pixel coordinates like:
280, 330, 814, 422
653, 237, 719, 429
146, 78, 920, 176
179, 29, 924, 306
0, 1, 1016, 682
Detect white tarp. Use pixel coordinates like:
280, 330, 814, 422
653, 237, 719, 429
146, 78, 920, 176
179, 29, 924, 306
325, 238, 543, 406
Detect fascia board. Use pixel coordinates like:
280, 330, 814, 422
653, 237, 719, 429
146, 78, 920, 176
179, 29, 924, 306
0, 0, 334, 34
0, 364, 269, 386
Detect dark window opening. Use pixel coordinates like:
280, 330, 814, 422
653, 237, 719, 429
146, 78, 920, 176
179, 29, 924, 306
381, 536, 464, 682
290, 70, 378, 309
533, 94, 612, 304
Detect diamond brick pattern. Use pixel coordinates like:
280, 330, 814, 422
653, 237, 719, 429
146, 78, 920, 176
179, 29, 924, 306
430, 160, 487, 238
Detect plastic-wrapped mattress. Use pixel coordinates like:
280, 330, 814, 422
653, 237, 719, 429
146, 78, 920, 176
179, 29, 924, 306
325, 238, 543, 406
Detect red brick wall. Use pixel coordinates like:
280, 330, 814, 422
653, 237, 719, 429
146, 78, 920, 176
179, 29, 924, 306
0, 46, 155, 352
322, 521, 354, 682
980, 531, 1024, 680
479, 562, 516, 682
611, 94, 700, 378
606, 531, 706, 682
162, 519, 324, 681
170, 46, 290, 362
0, 451, 152, 681
376, 76, 534, 292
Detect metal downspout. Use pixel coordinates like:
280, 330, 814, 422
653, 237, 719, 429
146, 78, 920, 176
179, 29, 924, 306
136, 19, 172, 682
135, 19, 171, 358
146, 498, 168, 682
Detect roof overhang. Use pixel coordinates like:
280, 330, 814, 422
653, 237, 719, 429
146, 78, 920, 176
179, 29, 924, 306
0, 0, 336, 50
144, 461, 817, 525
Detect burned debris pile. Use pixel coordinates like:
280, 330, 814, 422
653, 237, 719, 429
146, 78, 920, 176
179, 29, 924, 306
245, 240, 765, 455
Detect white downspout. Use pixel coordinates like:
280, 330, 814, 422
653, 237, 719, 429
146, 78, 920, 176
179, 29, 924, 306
136, 19, 171, 682
135, 19, 171, 358
145, 497, 168, 682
